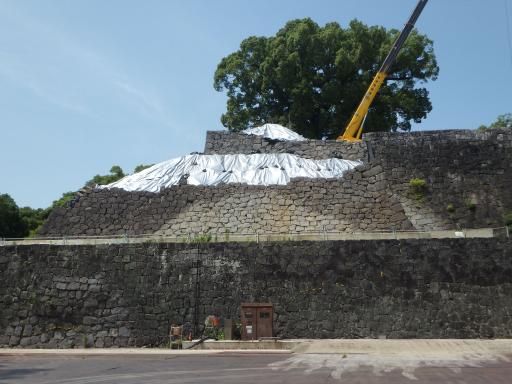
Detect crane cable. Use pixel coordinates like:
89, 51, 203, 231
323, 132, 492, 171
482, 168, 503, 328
505, 0, 512, 67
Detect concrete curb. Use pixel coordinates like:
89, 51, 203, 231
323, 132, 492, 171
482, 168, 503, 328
0, 348, 292, 356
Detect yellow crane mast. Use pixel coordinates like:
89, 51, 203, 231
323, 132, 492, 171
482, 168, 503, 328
338, 0, 429, 142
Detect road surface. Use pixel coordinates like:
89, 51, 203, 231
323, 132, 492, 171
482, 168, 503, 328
1, 351, 512, 383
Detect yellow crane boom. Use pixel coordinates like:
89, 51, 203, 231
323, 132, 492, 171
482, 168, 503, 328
338, 0, 429, 142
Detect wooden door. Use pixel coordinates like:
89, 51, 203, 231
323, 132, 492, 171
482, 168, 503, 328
241, 307, 256, 340
256, 307, 273, 338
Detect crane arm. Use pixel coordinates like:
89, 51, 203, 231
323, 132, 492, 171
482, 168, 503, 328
337, 0, 429, 142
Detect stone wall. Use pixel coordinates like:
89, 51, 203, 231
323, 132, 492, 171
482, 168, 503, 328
204, 131, 368, 161
366, 129, 512, 230
39, 163, 409, 237
1, 237, 512, 347
39, 129, 512, 237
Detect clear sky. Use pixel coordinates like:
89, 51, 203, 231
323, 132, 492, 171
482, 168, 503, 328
1, 0, 511, 208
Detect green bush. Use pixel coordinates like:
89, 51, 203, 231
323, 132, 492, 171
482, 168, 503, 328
446, 203, 455, 213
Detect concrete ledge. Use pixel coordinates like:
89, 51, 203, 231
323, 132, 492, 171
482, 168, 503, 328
0, 347, 291, 356
183, 340, 296, 350
3, 340, 512, 357
1, 227, 502, 246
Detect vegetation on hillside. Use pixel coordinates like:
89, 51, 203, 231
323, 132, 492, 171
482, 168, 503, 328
0, 164, 151, 238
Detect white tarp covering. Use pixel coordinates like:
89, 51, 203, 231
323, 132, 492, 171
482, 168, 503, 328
241, 123, 307, 141
99, 153, 361, 193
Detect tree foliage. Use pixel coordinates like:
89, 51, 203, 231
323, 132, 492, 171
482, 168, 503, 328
86, 165, 125, 187
214, 18, 439, 139
3, 164, 150, 238
19, 206, 50, 237
133, 164, 154, 173
0, 194, 28, 238
478, 113, 512, 130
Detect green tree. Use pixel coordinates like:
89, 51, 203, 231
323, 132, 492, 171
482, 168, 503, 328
3, 166, 130, 238
478, 113, 512, 130
86, 165, 125, 187
133, 164, 154, 173
19, 206, 51, 237
214, 18, 439, 139
0, 194, 28, 238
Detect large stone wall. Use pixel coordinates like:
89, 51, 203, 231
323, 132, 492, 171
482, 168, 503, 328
367, 129, 512, 230
39, 129, 512, 237
204, 131, 368, 161
1, 238, 512, 347
39, 163, 410, 237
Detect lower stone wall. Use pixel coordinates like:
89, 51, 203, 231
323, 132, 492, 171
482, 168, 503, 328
1, 238, 511, 347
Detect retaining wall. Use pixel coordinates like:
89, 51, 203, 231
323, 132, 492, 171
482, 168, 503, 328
1, 237, 511, 347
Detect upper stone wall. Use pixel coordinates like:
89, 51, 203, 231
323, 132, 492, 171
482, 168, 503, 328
365, 129, 512, 230
204, 131, 368, 161
39, 129, 512, 237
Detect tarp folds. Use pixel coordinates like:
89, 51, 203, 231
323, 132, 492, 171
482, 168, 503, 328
99, 153, 362, 193
241, 124, 307, 141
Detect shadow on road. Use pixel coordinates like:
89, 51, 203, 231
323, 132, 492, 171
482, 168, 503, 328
0, 363, 52, 383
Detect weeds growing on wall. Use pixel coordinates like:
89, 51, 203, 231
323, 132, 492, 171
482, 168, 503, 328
191, 233, 212, 243
505, 213, 512, 229
465, 199, 477, 212
409, 178, 427, 202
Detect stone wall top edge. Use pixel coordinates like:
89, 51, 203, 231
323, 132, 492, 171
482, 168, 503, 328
207, 128, 512, 143
205, 130, 364, 145
364, 128, 511, 139
2, 237, 509, 250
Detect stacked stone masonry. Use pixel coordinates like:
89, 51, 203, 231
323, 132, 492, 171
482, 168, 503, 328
204, 131, 368, 160
1, 238, 511, 348
39, 129, 512, 237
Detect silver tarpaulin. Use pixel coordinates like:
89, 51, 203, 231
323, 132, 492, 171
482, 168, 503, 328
99, 153, 362, 192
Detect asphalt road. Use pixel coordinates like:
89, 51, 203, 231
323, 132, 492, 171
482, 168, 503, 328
1, 352, 512, 384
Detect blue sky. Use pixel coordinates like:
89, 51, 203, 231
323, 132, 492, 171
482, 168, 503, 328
1, 0, 511, 208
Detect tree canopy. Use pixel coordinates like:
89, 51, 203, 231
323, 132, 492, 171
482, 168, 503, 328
0, 194, 28, 238
2, 163, 157, 238
478, 113, 512, 130
86, 165, 125, 187
133, 164, 154, 173
214, 18, 439, 139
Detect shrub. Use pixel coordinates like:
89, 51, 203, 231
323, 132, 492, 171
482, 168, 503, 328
446, 203, 455, 213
